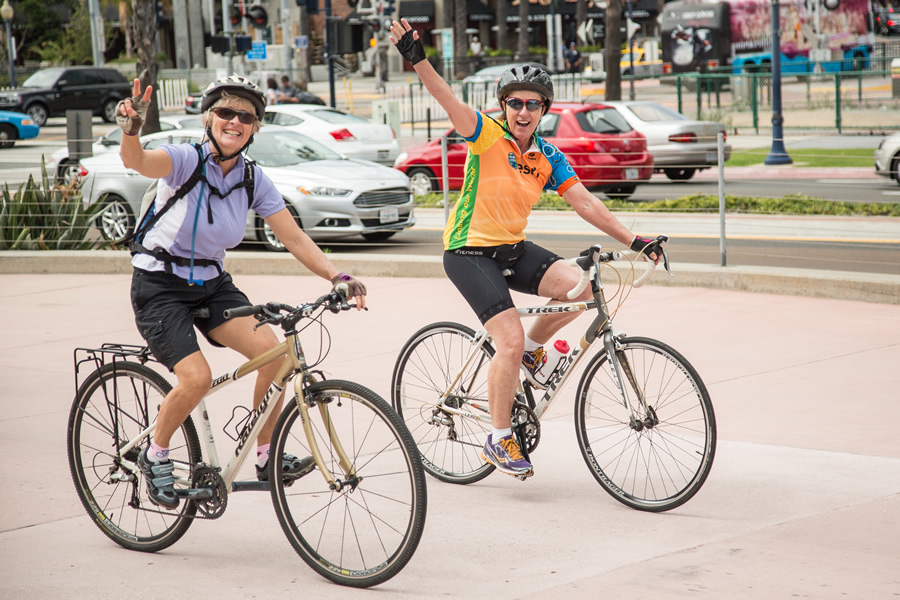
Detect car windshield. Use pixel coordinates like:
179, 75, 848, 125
249, 130, 341, 166
302, 109, 369, 125
577, 108, 632, 134
629, 104, 688, 122
21, 68, 64, 88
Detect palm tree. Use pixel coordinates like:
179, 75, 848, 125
604, 0, 623, 100
131, 0, 161, 133
454, 0, 467, 78
516, 0, 530, 59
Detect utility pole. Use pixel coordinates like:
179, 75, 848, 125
223, 0, 233, 74
88, 0, 104, 65
764, 0, 792, 165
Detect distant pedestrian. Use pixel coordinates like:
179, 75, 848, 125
265, 77, 279, 105
278, 75, 301, 104
565, 42, 582, 74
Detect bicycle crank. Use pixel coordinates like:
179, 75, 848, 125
511, 401, 540, 458
188, 465, 228, 519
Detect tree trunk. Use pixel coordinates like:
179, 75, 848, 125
517, 0, 530, 59
132, 0, 160, 133
496, 0, 508, 51
119, 2, 133, 58
604, 0, 622, 101
454, 0, 467, 79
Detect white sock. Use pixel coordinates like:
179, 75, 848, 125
524, 335, 541, 352
493, 428, 512, 441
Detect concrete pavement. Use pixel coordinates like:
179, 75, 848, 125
1, 273, 898, 599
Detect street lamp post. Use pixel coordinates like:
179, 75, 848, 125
764, 0, 792, 165
1, 0, 15, 88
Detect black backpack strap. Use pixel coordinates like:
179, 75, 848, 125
126, 144, 206, 248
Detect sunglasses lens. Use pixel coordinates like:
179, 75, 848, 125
213, 107, 256, 124
507, 99, 523, 110
506, 98, 542, 112
526, 100, 543, 112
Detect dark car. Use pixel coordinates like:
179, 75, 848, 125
875, 6, 900, 35
0, 67, 132, 127
393, 102, 653, 200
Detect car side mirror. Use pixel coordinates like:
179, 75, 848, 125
101, 139, 119, 146
56, 80, 68, 88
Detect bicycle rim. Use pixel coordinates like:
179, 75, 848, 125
575, 337, 716, 512
270, 380, 427, 588
67, 361, 201, 551
391, 322, 495, 484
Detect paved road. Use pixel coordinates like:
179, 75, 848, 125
1, 272, 898, 599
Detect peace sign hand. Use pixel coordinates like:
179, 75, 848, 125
389, 19, 426, 66
116, 79, 153, 137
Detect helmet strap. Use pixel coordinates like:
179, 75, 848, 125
206, 126, 253, 163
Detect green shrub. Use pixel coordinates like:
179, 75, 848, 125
0, 162, 108, 250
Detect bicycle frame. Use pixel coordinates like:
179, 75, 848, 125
436, 266, 648, 426
114, 331, 353, 493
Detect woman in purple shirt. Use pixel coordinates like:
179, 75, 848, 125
116, 75, 367, 510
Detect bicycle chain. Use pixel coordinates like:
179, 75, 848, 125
130, 465, 228, 520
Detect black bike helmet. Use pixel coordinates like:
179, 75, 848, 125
200, 74, 266, 121
496, 63, 554, 114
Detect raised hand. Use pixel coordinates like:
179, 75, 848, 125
389, 19, 426, 66
116, 78, 153, 136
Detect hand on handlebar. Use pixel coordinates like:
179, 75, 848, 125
331, 273, 367, 310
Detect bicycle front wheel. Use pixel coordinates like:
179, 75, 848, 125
391, 322, 495, 484
270, 380, 427, 588
574, 337, 716, 512
67, 361, 201, 551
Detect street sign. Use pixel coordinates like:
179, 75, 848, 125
294, 35, 308, 50
247, 41, 267, 61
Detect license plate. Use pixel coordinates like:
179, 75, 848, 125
706, 152, 717, 162
378, 149, 389, 159
379, 207, 399, 223
625, 168, 639, 180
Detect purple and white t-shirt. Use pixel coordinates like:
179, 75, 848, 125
132, 142, 285, 281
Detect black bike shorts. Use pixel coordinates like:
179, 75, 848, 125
442, 241, 562, 324
130, 268, 251, 371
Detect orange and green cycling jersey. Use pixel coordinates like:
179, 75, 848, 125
442, 112, 580, 250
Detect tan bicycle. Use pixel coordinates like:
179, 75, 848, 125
67, 291, 427, 588
391, 239, 716, 512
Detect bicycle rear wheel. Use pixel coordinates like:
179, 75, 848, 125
67, 361, 201, 551
574, 337, 716, 512
391, 322, 495, 484
270, 380, 427, 588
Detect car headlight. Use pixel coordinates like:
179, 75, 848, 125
394, 152, 408, 167
1, 92, 20, 102
297, 185, 352, 197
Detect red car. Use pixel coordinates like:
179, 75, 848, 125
393, 102, 653, 200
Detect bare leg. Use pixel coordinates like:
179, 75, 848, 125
153, 351, 212, 447
526, 260, 593, 345
483, 308, 525, 429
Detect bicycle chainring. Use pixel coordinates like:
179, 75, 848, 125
511, 402, 540, 454
191, 465, 228, 519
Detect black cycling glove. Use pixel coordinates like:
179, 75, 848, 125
630, 235, 666, 259
395, 29, 427, 66
116, 96, 149, 137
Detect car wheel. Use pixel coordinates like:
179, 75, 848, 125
604, 185, 636, 200
361, 231, 396, 242
26, 104, 49, 127
57, 160, 82, 182
406, 167, 437, 196
102, 99, 119, 123
664, 168, 697, 181
892, 156, 900, 186
97, 194, 136, 243
255, 203, 300, 252
0, 124, 16, 149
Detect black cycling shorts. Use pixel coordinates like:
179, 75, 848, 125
442, 241, 562, 324
130, 268, 251, 371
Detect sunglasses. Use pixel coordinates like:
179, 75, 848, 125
210, 107, 258, 125
505, 97, 544, 112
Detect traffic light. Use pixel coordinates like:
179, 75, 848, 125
247, 5, 268, 28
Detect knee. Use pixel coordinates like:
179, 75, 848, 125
176, 367, 212, 397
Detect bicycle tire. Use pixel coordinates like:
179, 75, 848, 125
391, 322, 496, 484
574, 337, 716, 512
67, 361, 202, 551
270, 380, 427, 588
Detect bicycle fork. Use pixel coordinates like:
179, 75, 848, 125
603, 332, 658, 431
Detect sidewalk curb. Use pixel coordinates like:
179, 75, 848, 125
2, 250, 898, 305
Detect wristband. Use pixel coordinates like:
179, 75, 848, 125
395, 29, 427, 66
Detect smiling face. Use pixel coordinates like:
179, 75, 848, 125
501, 89, 545, 141
202, 93, 261, 155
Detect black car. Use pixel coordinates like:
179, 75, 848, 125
875, 6, 900, 35
0, 67, 132, 127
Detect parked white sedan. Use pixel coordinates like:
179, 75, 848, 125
48, 114, 203, 179
78, 127, 415, 250
602, 101, 731, 181
262, 105, 400, 166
